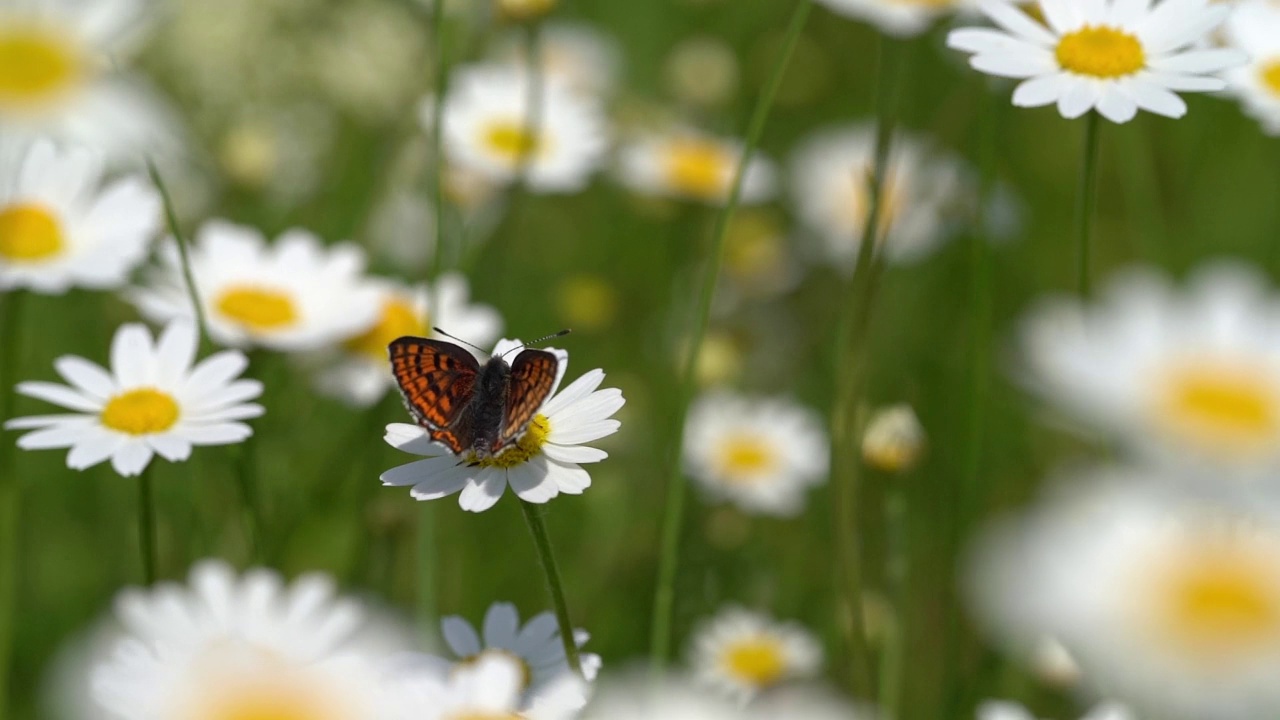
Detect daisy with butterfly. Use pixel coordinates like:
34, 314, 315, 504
381, 332, 625, 512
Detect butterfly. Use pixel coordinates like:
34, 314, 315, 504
388, 331, 567, 458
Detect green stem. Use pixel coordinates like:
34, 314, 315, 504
1075, 112, 1102, 297
147, 161, 212, 350
518, 498, 583, 677
137, 465, 157, 584
428, 0, 449, 280
648, 0, 812, 670
829, 33, 907, 697
0, 291, 26, 719
878, 487, 908, 720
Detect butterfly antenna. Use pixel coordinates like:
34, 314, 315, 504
431, 327, 490, 354
500, 329, 571, 358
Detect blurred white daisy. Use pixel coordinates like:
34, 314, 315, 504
968, 475, 1280, 720
748, 686, 878, 720
0, 139, 159, 293
1019, 263, 1280, 483
815, 0, 977, 38
947, 0, 1246, 123
4, 321, 262, 477
0, 0, 179, 160
1221, 0, 1280, 135
390, 653, 586, 720
789, 125, 966, 270
862, 403, 927, 473
407, 601, 599, 709
491, 22, 622, 97
129, 220, 382, 353
316, 273, 502, 408
381, 339, 625, 512
689, 606, 822, 702
436, 63, 608, 194
90, 559, 400, 720
617, 129, 776, 206
978, 700, 1135, 720
683, 392, 828, 516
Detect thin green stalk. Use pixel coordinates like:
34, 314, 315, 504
1075, 112, 1102, 297
428, 0, 449, 280
137, 465, 157, 584
147, 161, 211, 350
878, 488, 908, 720
518, 498, 583, 677
828, 33, 906, 697
649, 0, 813, 669
0, 290, 26, 719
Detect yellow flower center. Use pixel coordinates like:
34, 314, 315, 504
721, 635, 788, 687
0, 203, 65, 263
664, 140, 734, 201
498, 0, 557, 21
0, 25, 85, 109
1157, 361, 1280, 456
1259, 58, 1280, 98
1148, 540, 1280, 659
483, 121, 543, 164
345, 298, 426, 359
556, 274, 618, 333
1055, 26, 1146, 78
725, 211, 786, 281
100, 389, 180, 436
471, 414, 551, 468
715, 434, 778, 482
215, 285, 300, 332
456, 649, 534, 690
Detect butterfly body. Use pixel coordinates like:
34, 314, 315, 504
389, 336, 559, 458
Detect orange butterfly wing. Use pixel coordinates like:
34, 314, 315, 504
499, 349, 559, 447
389, 337, 480, 453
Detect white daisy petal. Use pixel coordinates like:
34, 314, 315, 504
15, 381, 101, 412
458, 473, 507, 512
53, 356, 117, 400
443, 616, 484, 657
110, 440, 154, 476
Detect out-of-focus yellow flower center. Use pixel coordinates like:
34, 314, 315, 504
201, 680, 341, 720
215, 285, 300, 332
0, 25, 84, 108
1260, 58, 1280, 97
836, 171, 904, 242
716, 434, 777, 481
664, 140, 733, 200
456, 649, 533, 690
1055, 26, 1146, 78
721, 635, 788, 686
101, 389, 180, 435
346, 298, 425, 359
0, 203, 65, 262
1150, 542, 1280, 658
725, 211, 786, 281
556, 274, 617, 333
1158, 362, 1280, 454
497, 0, 557, 21
483, 121, 542, 163
472, 414, 551, 468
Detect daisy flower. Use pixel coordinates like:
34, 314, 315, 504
316, 273, 502, 408
978, 700, 1135, 720
947, 0, 1247, 123
90, 559, 402, 720
789, 125, 966, 270
1019, 262, 1280, 485
390, 653, 586, 720
688, 606, 822, 702
683, 392, 828, 516
491, 22, 622, 98
408, 601, 599, 708
4, 320, 262, 477
381, 339, 625, 512
0, 0, 179, 160
968, 474, 1280, 720
861, 403, 927, 473
0, 139, 160, 293
617, 129, 776, 206
436, 63, 608, 194
578, 674, 744, 720
815, 0, 978, 38
1221, 0, 1280, 135
129, 220, 382, 353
